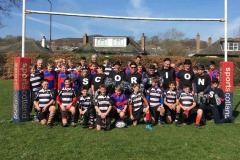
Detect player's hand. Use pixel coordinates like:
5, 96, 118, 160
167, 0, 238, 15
194, 93, 197, 96
101, 113, 106, 119
36, 106, 41, 111
42, 106, 48, 112
60, 105, 66, 111
83, 110, 87, 115
117, 109, 121, 113
122, 109, 126, 113
66, 103, 72, 109
200, 92, 204, 95
130, 115, 134, 120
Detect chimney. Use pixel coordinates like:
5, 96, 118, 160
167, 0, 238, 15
196, 33, 200, 54
141, 33, 145, 51
208, 37, 212, 46
41, 36, 46, 48
83, 33, 88, 45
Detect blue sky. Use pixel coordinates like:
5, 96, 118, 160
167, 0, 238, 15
1, 0, 240, 42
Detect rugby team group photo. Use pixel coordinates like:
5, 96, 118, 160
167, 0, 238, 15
30, 54, 235, 130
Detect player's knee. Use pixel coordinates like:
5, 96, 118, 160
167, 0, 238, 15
70, 107, 75, 114
198, 109, 203, 115
49, 106, 56, 112
119, 112, 125, 118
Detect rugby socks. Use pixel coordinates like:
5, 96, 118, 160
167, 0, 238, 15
47, 112, 55, 124
71, 114, 75, 122
175, 112, 180, 122
146, 112, 150, 125
196, 115, 201, 125
62, 116, 67, 125
159, 114, 164, 122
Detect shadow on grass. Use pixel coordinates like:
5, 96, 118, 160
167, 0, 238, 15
233, 101, 240, 118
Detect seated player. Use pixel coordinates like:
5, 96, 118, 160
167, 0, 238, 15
57, 78, 78, 127
200, 78, 235, 124
110, 85, 128, 126
129, 84, 152, 130
94, 84, 112, 131
164, 81, 181, 126
34, 79, 56, 129
146, 77, 165, 127
77, 86, 95, 129
178, 85, 203, 129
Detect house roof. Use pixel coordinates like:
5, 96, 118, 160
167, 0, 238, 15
73, 36, 149, 55
194, 38, 240, 57
0, 40, 52, 54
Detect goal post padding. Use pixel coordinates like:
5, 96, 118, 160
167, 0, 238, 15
219, 62, 233, 118
12, 57, 31, 122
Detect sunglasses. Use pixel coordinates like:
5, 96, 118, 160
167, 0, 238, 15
131, 67, 137, 69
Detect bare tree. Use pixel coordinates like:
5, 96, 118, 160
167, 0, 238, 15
233, 26, 240, 38
0, 0, 34, 28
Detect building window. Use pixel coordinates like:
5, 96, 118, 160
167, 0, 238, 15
113, 38, 124, 46
227, 43, 238, 51
95, 38, 108, 46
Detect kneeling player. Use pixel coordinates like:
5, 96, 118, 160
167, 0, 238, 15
178, 85, 203, 129
164, 81, 181, 126
146, 77, 165, 127
34, 79, 56, 129
57, 78, 78, 127
94, 84, 112, 131
129, 84, 152, 130
110, 85, 128, 125
77, 86, 95, 129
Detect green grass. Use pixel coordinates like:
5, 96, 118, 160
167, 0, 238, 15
0, 80, 240, 160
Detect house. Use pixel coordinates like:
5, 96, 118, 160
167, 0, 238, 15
0, 37, 52, 54
72, 33, 149, 55
194, 37, 240, 57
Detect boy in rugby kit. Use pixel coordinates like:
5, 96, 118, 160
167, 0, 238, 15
178, 85, 203, 129
146, 77, 165, 127
103, 56, 112, 76
57, 64, 69, 92
164, 81, 181, 126
90, 63, 98, 76
43, 62, 56, 91
77, 65, 92, 90
110, 85, 128, 126
34, 79, 56, 129
57, 78, 78, 127
200, 78, 235, 124
94, 84, 112, 131
30, 64, 43, 113
77, 86, 95, 129
129, 84, 152, 130
67, 59, 76, 73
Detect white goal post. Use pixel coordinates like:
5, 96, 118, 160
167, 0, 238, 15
22, 0, 228, 61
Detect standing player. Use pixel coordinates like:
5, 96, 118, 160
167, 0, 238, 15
146, 77, 165, 127
200, 78, 235, 124
56, 78, 78, 127
94, 84, 112, 131
158, 58, 176, 90
103, 56, 112, 76
110, 61, 125, 86
67, 59, 76, 73
142, 65, 158, 90
57, 64, 69, 92
43, 62, 56, 91
77, 65, 92, 92
29, 64, 43, 113
164, 81, 181, 126
209, 61, 219, 80
176, 59, 195, 94
137, 64, 145, 76
79, 56, 87, 69
178, 85, 203, 129
128, 84, 152, 130
77, 86, 95, 129
34, 79, 56, 128
91, 65, 107, 96
125, 62, 142, 96
194, 65, 211, 105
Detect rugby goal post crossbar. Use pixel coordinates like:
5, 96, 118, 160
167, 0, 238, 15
22, 0, 228, 61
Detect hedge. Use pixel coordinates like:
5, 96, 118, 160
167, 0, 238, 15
0, 52, 239, 85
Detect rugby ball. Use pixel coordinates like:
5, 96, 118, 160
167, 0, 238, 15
115, 121, 126, 128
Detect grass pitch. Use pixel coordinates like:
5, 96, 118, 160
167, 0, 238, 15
0, 80, 239, 160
